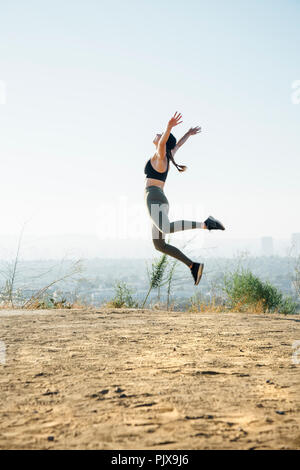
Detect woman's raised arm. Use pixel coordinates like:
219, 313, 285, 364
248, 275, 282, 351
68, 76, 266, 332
157, 111, 183, 160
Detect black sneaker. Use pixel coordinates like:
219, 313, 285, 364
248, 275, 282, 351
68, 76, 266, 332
204, 215, 225, 231
190, 262, 204, 286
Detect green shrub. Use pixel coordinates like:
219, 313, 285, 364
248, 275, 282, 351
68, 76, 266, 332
277, 296, 297, 315
107, 281, 139, 308
223, 268, 296, 313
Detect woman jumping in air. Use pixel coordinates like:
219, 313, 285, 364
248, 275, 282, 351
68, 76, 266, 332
144, 111, 225, 286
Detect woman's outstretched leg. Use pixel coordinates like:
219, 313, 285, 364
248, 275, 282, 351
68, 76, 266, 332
147, 200, 206, 235
144, 186, 206, 235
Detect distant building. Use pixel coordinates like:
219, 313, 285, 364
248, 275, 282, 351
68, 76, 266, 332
261, 236, 274, 256
291, 233, 300, 255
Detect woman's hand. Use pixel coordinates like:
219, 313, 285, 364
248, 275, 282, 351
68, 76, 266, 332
168, 111, 183, 128
188, 126, 201, 135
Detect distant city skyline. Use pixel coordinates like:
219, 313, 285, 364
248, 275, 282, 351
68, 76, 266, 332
0, 233, 297, 261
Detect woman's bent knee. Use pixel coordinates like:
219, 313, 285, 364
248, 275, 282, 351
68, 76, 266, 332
152, 239, 166, 251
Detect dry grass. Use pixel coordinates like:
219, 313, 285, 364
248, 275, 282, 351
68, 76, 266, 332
186, 297, 285, 315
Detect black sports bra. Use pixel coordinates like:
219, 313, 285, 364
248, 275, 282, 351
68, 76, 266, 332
144, 154, 170, 182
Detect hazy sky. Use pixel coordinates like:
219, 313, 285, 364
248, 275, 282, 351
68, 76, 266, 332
0, 0, 299, 251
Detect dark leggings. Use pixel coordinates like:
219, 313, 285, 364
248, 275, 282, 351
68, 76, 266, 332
144, 185, 203, 268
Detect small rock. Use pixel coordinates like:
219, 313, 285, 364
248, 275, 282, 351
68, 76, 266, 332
238, 427, 248, 435
276, 410, 285, 415
43, 390, 59, 396
47, 436, 54, 442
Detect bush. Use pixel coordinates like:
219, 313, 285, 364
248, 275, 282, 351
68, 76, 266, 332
277, 296, 297, 315
223, 268, 297, 314
29, 293, 73, 309
105, 281, 139, 308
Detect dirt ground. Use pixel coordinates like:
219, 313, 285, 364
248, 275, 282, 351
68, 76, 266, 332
0, 308, 299, 450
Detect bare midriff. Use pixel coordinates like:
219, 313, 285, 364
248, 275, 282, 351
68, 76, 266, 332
145, 177, 165, 189
145, 152, 169, 190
